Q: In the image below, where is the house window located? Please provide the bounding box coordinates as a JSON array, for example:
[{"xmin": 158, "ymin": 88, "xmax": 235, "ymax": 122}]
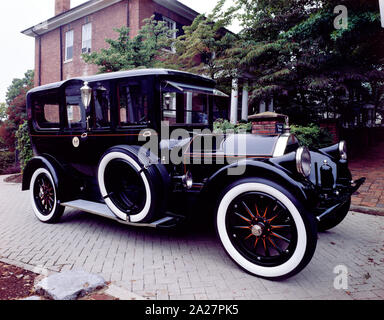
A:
[
  {"xmin": 82, "ymin": 23, "xmax": 92, "ymax": 54},
  {"xmin": 65, "ymin": 30, "xmax": 74, "ymax": 61},
  {"xmin": 162, "ymin": 17, "xmax": 177, "ymax": 53}
]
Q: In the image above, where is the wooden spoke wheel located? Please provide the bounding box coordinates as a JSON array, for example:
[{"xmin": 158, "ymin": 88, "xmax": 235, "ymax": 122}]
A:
[
  {"xmin": 216, "ymin": 178, "xmax": 317, "ymax": 280},
  {"xmin": 30, "ymin": 168, "xmax": 64, "ymax": 223}
]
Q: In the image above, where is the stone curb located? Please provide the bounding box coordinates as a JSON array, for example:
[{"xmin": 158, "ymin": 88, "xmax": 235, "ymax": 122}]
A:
[
  {"xmin": 350, "ymin": 205, "xmax": 384, "ymax": 216},
  {"xmin": 34, "ymin": 270, "xmax": 107, "ymax": 300},
  {"xmin": 0, "ymin": 258, "xmax": 144, "ymax": 301}
]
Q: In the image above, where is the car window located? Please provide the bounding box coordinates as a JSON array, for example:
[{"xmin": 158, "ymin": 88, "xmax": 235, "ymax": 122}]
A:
[
  {"xmin": 161, "ymin": 82, "xmax": 210, "ymax": 125},
  {"xmin": 118, "ymin": 83, "xmax": 148, "ymax": 126},
  {"xmin": 162, "ymin": 92, "xmax": 177, "ymax": 124},
  {"xmin": 32, "ymin": 90, "xmax": 60, "ymax": 130},
  {"xmin": 65, "ymin": 86, "xmax": 86, "ymax": 130},
  {"xmin": 93, "ymin": 82, "xmax": 111, "ymax": 129},
  {"xmin": 66, "ymin": 104, "xmax": 84, "ymax": 129}
]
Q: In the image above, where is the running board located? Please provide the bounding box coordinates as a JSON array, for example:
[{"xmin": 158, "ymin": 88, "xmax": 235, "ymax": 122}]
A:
[{"xmin": 61, "ymin": 200, "xmax": 178, "ymax": 228}]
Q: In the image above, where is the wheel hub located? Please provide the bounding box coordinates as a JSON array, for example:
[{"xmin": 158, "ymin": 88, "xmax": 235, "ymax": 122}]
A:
[
  {"xmin": 228, "ymin": 192, "xmax": 297, "ymax": 263},
  {"xmin": 251, "ymin": 223, "xmax": 264, "ymax": 237}
]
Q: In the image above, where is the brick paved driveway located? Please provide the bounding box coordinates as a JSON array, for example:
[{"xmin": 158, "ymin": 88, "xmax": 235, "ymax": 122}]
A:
[
  {"xmin": 350, "ymin": 139, "xmax": 384, "ymax": 211},
  {"xmin": 0, "ymin": 176, "xmax": 383, "ymax": 300}
]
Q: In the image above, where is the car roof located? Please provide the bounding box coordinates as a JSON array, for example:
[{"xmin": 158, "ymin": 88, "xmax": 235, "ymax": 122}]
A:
[{"xmin": 28, "ymin": 69, "xmax": 215, "ymax": 95}]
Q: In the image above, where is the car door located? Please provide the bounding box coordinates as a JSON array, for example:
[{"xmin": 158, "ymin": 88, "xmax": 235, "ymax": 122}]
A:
[{"xmin": 62, "ymin": 82, "xmax": 94, "ymax": 174}]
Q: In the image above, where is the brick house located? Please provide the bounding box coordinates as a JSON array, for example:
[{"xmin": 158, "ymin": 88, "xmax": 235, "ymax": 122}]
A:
[{"xmin": 21, "ymin": 0, "xmax": 199, "ymax": 87}]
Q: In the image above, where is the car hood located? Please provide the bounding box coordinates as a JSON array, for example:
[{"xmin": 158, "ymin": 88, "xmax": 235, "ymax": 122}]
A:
[{"xmin": 160, "ymin": 133, "xmax": 300, "ymax": 158}]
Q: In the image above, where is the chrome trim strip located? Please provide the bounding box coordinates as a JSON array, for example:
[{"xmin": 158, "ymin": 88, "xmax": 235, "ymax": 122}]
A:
[
  {"xmin": 296, "ymin": 147, "xmax": 304, "ymax": 176},
  {"xmin": 339, "ymin": 140, "xmax": 347, "ymax": 160},
  {"xmin": 272, "ymin": 133, "xmax": 291, "ymax": 157}
]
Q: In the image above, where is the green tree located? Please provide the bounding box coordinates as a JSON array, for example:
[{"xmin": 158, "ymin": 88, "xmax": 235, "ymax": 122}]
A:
[
  {"xmin": 220, "ymin": 0, "xmax": 384, "ymax": 125},
  {"xmin": 82, "ymin": 16, "xmax": 172, "ymax": 73},
  {"xmin": 0, "ymin": 102, "xmax": 7, "ymax": 122},
  {"xmin": 160, "ymin": 0, "xmax": 237, "ymax": 82},
  {"xmin": 0, "ymin": 70, "xmax": 34, "ymax": 151},
  {"xmin": 5, "ymin": 70, "xmax": 34, "ymax": 105},
  {"xmin": 15, "ymin": 122, "xmax": 33, "ymax": 172}
]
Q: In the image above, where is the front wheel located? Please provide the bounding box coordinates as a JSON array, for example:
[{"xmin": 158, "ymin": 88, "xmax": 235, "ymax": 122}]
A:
[
  {"xmin": 30, "ymin": 168, "xmax": 64, "ymax": 223},
  {"xmin": 215, "ymin": 178, "xmax": 317, "ymax": 280}
]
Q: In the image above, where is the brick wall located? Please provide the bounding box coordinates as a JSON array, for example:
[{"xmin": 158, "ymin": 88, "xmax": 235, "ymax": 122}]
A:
[
  {"xmin": 129, "ymin": 0, "xmax": 193, "ymax": 36},
  {"xmin": 62, "ymin": 0, "xmax": 129, "ymax": 81},
  {"xmin": 36, "ymin": 1, "xmax": 130, "ymax": 85},
  {"xmin": 35, "ymin": 0, "xmax": 194, "ymax": 87},
  {"xmin": 39, "ymin": 28, "xmax": 62, "ymax": 85},
  {"xmin": 320, "ymin": 121, "xmax": 339, "ymax": 143},
  {"xmin": 252, "ymin": 121, "xmax": 282, "ymax": 135}
]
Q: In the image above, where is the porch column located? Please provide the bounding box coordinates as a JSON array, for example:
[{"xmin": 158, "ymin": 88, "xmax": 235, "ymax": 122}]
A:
[
  {"xmin": 230, "ymin": 78, "xmax": 239, "ymax": 124},
  {"xmin": 268, "ymin": 97, "xmax": 274, "ymax": 112},
  {"xmin": 241, "ymin": 81, "xmax": 249, "ymax": 121},
  {"xmin": 379, "ymin": 0, "xmax": 384, "ymax": 27},
  {"xmin": 259, "ymin": 100, "xmax": 266, "ymax": 113}
]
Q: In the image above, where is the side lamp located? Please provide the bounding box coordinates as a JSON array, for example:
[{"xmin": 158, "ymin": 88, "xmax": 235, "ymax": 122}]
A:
[{"xmin": 81, "ymin": 81, "xmax": 92, "ymax": 109}]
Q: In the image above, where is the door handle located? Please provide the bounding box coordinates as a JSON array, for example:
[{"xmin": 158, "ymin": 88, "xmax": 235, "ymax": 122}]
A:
[{"xmin": 86, "ymin": 116, "xmax": 91, "ymax": 131}]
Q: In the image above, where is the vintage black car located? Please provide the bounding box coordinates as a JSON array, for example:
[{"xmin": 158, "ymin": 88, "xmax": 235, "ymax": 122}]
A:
[{"xmin": 22, "ymin": 69, "xmax": 364, "ymax": 280}]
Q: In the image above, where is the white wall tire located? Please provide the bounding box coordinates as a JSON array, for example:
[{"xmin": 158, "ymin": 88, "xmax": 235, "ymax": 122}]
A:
[
  {"xmin": 216, "ymin": 179, "xmax": 317, "ymax": 280},
  {"xmin": 98, "ymin": 151, "xmax": 153, "ymax": 223},
  {"xmin": 30, "ymin": 168, "xmax": 64, "ymax": 223}
]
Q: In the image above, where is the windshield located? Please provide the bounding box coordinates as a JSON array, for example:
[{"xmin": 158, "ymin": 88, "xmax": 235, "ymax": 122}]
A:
[{"xmin": 161, "ymin": 81, "xmax": 226, "ymax": 125}]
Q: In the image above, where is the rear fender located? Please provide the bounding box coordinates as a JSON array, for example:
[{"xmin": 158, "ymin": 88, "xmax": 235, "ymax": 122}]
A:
[{"xmin": 22, "ymin": 155, "xmax": 76, "ymax": 202}]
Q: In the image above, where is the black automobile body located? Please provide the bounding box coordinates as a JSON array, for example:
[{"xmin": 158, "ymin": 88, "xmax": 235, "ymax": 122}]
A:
[{"xmin": 23, "ymin": 69, "xmax": 364, "ymax": 279}]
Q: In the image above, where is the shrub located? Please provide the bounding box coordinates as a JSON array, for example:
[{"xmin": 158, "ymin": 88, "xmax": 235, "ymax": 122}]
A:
[
  {"xmin": 15, "ymin": 121, "xmax": 33, "ymax": 172},
  {"xmin": 214, "ymin": 119, "xmax": 252, "ymax": 133},
  {"xmin": 290, "ymin": 123, "xmax": 334, "ymax": 149},
  {"xmin": 0, "ymin": 151, "xmax": 16, "ymax": 175}
]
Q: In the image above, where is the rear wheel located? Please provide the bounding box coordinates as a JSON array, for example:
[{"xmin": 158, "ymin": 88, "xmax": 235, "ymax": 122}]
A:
[
  {"xmin": 216, "ymin": 178, "xmax": 317, "ymax": 280},
  {"xmin": 30, "ymin": 168, "xmax": 64, "ymax": 223}
]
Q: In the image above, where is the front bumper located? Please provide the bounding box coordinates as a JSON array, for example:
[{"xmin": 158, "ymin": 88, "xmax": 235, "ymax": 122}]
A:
[
  {"xmin": 349, "ymin": 177, "xmax": 366, "ymax": 194},
  {"xmin": 316, "ymin": 177, "xmax": 366, "ymax": 222}
]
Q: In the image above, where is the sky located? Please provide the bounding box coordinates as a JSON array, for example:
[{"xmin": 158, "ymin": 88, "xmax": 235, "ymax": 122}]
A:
[{"xmin": 0, "ymin": 0, "xmax": 239, "ymax": 103}]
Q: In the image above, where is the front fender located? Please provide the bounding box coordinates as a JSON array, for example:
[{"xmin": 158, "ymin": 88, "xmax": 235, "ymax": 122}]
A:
[{"xmin": 201, "ymin": 159, "xmax": 315, "ymax": 211}]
